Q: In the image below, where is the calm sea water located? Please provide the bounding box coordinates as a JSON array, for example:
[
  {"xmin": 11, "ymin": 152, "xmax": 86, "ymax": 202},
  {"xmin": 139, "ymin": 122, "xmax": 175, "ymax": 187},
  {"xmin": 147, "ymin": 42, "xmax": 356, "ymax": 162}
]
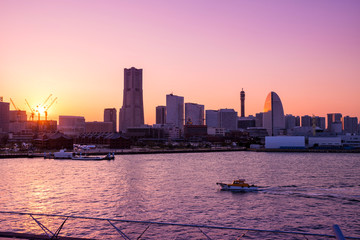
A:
[{"xmin": 0, "ymin": 151, "xmax": 359, "ymax": 239}]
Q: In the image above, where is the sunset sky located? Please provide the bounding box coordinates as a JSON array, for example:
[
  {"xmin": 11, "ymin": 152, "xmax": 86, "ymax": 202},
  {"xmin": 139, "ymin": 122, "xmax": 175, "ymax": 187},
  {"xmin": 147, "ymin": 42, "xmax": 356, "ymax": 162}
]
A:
[{"xmin": 1, "ymin": 0, "xmax": 360, "ymax": 124}]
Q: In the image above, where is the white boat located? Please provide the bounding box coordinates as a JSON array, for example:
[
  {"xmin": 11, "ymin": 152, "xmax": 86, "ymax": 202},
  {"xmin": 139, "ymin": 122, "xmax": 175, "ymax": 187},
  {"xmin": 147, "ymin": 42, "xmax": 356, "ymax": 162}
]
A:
[
  {"xmin": 216, "ymin": 179, "xmax": 258, "ymax": 192},
  {"xmin": 53, "ymin": 149, "xmax": 74, "ymax": 159},
  {"xmin": 71, "ymin": 152, "xmax": 115, "ymax": 161}
]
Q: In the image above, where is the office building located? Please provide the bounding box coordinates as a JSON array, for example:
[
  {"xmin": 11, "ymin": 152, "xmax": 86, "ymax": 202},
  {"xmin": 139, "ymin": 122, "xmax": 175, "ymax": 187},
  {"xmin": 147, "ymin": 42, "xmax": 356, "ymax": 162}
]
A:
[
  {"xmin": 237, "ymin": 118, "xmax": 256, "ymax": 129},
  {"xmin": 219, "ymin": 109, "xmax": 238, "ymax": 131},
  {"xmin": 285, "ymin": 114, "xmax": 297, "ymax": 130},
  {"xmin": 58, "ymin": 116, "xmax": 85, "ymax": 137},
  {"xmin": 104, "ymin": 108, "xmax": 117, "ymax": 132},
  {"xmin": 301, "ymin": 115, "xmax": 312, "ymax": 127},
  {"xmin": 327, "ymin": 113, "xmax": 342, "ymax": 132},
  {"xmin": 240, "ymin": 89, "xmax": 245, "ymax": 118},
  {"xmin": 263, "ymin": 91, "xmax": 285, "ymax": 136},
  {"xmin": 206, "ymin": 110, "xmax": 219, "ymax": 128},
  {"xmin": 166, "ymin": 94, "xmax": 184, "ymax": 129},
  {"xmin": 314, "ymin": 116, "xmax": 326, "ymax": 130},
  {"xmin": 343, "ymin": 116, "xmax": 358, "ymax": 134},
  {"xmin": 119, "ymin": 67, "xmax": 144, "ymax": 132},
  {"xmin": 85, "ymin": 121, "xmax": 113, "ymax": 133},
  {"xmin": 0, "ymin": 100, "xmax": 10, "ymax": 133},
  {"xmin": 185, "ymin": 103, "xmax": 204, "ymax": 125},
  {"xmin": 156, "ymin": 106, "xmax": 166, "ymax": 124},
  {"xmin": 10, "ymin": 110, "xmax": 27, "ymax": 122},
  {"xmin": 255, "ymin": 112, "xmax": 263, "ymax": 127}
]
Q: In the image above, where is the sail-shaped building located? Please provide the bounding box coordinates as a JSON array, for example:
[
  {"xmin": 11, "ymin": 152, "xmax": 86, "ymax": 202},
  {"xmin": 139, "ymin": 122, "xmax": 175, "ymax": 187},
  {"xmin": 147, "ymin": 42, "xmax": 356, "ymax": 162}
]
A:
[{"xmin": 263, "ymin": 91, "xmax": 285, "ymax": 136}]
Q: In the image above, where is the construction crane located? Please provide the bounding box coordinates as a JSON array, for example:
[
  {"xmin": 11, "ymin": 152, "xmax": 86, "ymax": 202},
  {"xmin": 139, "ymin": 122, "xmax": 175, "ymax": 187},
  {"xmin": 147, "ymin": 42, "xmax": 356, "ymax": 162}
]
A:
[
  {"xmin": 44, "ymin": 97, "xmax": 57, "ymax": 121},
  {"xmin": 25, "ymin": 99, "xmax": 35, "ymax": 121},
  {"xmin": 10, "ymin": 98, "xmax": 23, "ymax": 122}
]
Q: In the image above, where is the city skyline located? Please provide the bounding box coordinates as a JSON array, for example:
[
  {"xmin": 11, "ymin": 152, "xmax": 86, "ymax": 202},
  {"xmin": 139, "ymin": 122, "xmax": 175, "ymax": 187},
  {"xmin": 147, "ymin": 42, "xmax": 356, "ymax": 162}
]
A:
[{"xmin": 1, "ymin": 1, "xmax": 360, "ymax": 124}]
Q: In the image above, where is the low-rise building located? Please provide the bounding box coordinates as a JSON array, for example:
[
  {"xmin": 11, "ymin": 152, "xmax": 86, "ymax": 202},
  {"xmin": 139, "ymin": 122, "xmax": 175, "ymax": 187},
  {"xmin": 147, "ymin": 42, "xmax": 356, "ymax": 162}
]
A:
[
  {"xmin": 308, "ymin": 137, "xmax": 342, "ymax": 148},
  {"xmin": 265, "ymin": 136, "xmax": 305, "ymax": 149}
]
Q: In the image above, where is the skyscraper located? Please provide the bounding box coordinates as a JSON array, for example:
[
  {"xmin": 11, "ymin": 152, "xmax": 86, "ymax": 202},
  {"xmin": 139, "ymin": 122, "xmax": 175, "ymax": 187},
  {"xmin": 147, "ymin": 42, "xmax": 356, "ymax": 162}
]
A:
[
  {"xmin": 119, "ymin": 67, "xmax": 144, "ymax": 132},
  {"xmin": 240, "ymin": 89, "xmax": 245, "ymax": 118},
  {"xmin": 263, "ymin": 91, "xmax": 285, "ymax": 136},
  {"xmin": 156, "ymin": 106, "xmax": 166, "ymax": 124},
  {"xmin": 166, "ymin": 94, "xmax": 184, "ymax": 129},
  {"xmin": 104, "ymin": 108, "xmax": 117, "ymax": 132},
  {"xmin": 185, "ymin": 103, "xmax": 204, "ymax": 125}
]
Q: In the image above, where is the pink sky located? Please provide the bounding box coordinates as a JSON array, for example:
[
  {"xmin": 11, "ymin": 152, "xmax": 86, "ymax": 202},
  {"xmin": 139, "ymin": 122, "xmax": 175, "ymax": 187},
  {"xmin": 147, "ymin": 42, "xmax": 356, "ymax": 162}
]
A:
[{"xmin": 1, "ymin": 0, "xmax": 360, "ymax": 124}]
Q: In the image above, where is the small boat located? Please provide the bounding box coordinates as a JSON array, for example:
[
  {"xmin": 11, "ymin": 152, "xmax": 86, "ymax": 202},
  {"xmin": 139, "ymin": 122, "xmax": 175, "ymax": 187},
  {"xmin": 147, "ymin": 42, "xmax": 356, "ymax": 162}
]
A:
[
  {"xmin": 71, "ymin": 152, "xmax": 115, "ymax": 161},
  {"xmin": 53, "ymin": 149, "xmax": 74, "ymax": 159},
  {"xmin": 216, "ymin": 179, "xmax": 258, "ymax": 192}
]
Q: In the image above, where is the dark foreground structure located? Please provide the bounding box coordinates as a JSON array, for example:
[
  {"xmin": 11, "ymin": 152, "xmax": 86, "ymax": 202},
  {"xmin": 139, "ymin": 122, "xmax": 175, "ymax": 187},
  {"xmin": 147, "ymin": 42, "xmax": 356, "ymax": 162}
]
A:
[{"xmin": 0, "ymin": 211, "xmax": 358, "ymax": 240}]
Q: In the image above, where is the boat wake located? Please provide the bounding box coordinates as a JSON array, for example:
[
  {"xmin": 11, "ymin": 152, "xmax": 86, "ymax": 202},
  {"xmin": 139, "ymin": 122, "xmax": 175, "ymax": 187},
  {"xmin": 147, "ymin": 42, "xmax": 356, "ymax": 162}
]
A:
[{"xmin": 260, "ymin": 186, "xmax": 360, "ymax": 203}]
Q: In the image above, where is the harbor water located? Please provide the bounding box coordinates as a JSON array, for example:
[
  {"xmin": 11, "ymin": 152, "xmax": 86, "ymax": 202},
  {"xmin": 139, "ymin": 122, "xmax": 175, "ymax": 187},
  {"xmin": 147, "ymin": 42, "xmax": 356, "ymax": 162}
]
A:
[{"xmin": 0, "ymin": 151, "xmax": 359, "ymax": 239}]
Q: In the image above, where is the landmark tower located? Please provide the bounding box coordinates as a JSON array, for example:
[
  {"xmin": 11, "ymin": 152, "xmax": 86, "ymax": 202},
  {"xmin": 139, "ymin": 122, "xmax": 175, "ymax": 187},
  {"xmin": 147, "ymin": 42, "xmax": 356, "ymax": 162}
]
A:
[
  {"xmin": 240, "ymin": 89, "xmax": 245, "ymax": 118},
  {"xmin": 119, "ymin": 67, "xmax": 144, "ymax": 132}
]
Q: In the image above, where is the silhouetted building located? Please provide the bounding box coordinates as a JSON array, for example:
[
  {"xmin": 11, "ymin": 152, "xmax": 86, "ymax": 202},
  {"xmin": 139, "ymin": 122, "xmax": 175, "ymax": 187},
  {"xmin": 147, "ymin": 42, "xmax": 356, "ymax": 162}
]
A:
[
  {"xmin": 237, "ymin": 118, "xmax": 256, "ymax": 129},
  {"xmin": 314, "ymin": 116, "xmax": 326, "ymax": 130},
  {"xmin": 185, "ymin": 103, "xmax": 204, "ymax": 125},
  {"xmin": 301, "ymin": 115, "xmax": 312, "ymax": 127},
  {"xmin": 0, "ymin": 100, "xmax": 10, "ymax": 133},
  {"xmin": 240, "ymin": 89, "xmax": 245, "ymax": 118},
  {"xmin": 10, "ymin": 110, "xmax": 27, "ymax": 122},
  {"xmin": 166, "ymin": 94, "xmax": 184, "ymax": 129},
  {"xmin": 104, "ymin": 108, "xmax": 117, "ymax": 132},
  {"xmin": 58, "ymin": 116, "xmax": 85, "ymax": 137},
  {"xmin": 263, "ymin": 91, "xmax": 285, "ymax": 136},
  {"xmin": 255, "ymin": 112, "xmax": 263, "ymax": 127},
  {"xmin": 285, "ymin": 114, "xmax": 297, "ymax": 130},
  {"xmin": 206, "ymin": 110, "xmax": 219, "ymax": 128},
  {"xmin": 219, "ymin": 109, "xmax": 237, "ymax": 131},
  {"xmin": 343, "ymin": 116, "xmax": 358, "ymax": 134},
  {"xmin": 184, "ymin": 125, "xmax": 207, "ymax": 139},
  {"xmin": 327, "ymin": 113, "xmax": 342, "ymax": 132},
  {"xmin": 33, "ymin": 132, "xmax": 73, "ymax": 150},
  {"xmin": 119, "ymin": 67, "xmax": 144, "ymax": 132},
  {"xmin": 107, "ymin": 133, "xmax": 131, "ymax": 149},
  {"xmin": 156, "ymin": 106, "xmax": 166, "ymax": 124},
  {"xmin": 85, "ymin": 121, "xmax": 113, "ymax": 133}
]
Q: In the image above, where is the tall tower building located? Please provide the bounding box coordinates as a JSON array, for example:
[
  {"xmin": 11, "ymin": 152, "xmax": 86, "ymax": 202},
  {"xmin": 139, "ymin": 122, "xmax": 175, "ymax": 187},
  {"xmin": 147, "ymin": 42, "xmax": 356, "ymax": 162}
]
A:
[
  {"xmin": 240, "ymin": 89, "xmax": 245, "ymax": 118},
  {"xmin": 156, "ymin": 106, "xmax": 166, "ymax": 124},
  {"xmin": 263, "ymin": 91, "xmax": 285, "ymax": 136},
  {"xmin": 119, "ymin": 67, "xmax": 144, "ymax": 132},
  {"xmin": 104, "ymin": 108, "xmax": 117, "ymax": 132},
  {"xmin": 185, "ymin": 103, "xmax": 204, "ymax": 125},
  {"xmin": 166, "ymin": 94, "xmax": 184, "ymax": 129}
]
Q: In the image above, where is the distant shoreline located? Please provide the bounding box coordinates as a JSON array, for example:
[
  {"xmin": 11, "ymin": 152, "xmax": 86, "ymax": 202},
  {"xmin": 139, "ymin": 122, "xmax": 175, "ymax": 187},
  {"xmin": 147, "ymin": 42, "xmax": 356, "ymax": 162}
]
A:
[{"xmin": 1, "ymin": 147, "xmax": 360, "ymax": 159}]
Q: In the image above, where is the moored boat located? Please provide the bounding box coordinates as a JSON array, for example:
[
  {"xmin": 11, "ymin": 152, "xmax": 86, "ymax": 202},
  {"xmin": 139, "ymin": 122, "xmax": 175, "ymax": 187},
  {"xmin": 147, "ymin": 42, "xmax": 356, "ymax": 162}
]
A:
[
  {"xmin": 53, "ymin": 149, "xmax": 74, "ymax": 159},
  {"xmin": 71, "ymin": 152, "xmax": 115, "ymax": 161},
  {"xmin": 216, "ymin": 179, "xmax": 258, "ymax": 192}
]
